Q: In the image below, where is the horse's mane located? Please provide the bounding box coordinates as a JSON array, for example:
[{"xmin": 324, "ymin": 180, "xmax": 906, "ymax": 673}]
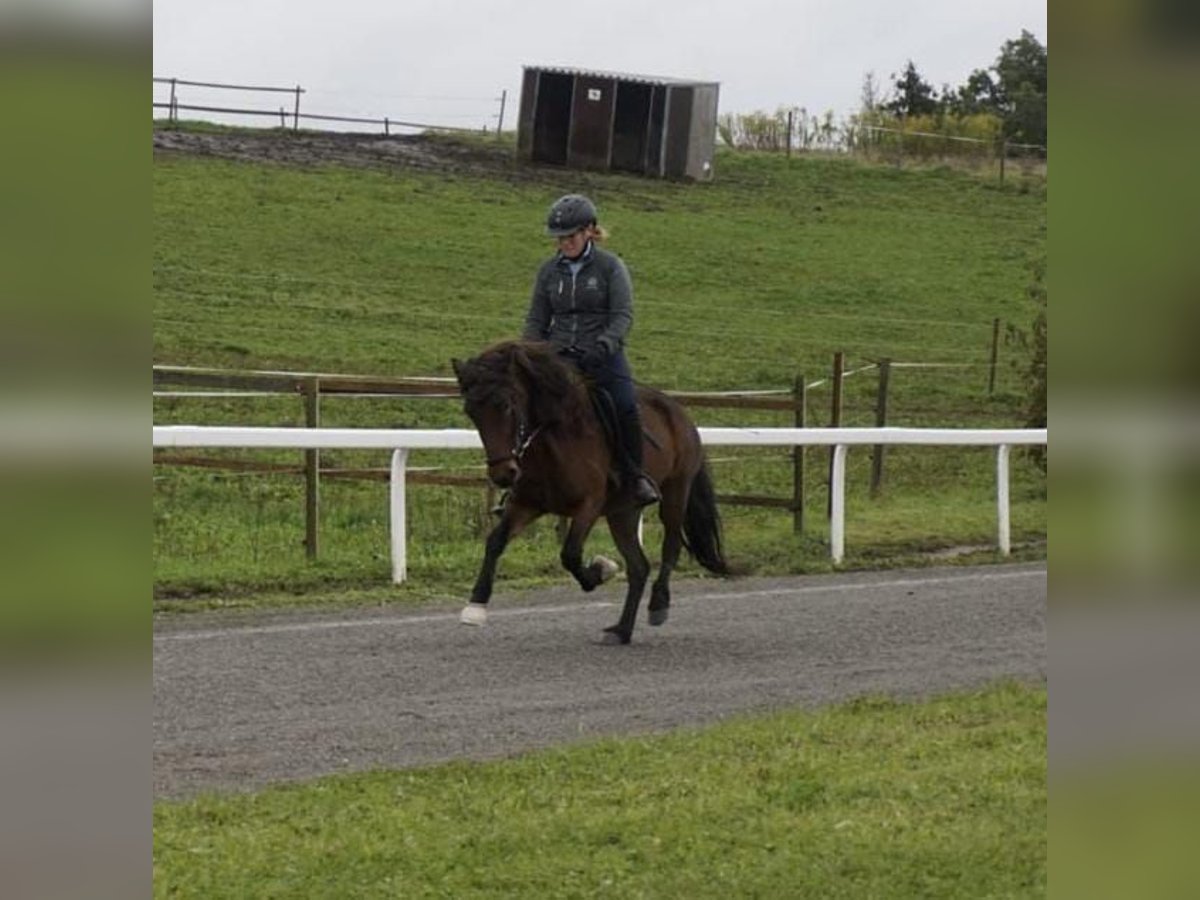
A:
[{"xmin": 457, "ymin": 340, "xmax": 591, "ymax": 433}]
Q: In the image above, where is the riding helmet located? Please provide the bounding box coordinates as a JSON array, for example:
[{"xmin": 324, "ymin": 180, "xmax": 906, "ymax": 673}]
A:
[{"xmin": 545, "ymin": 194, "xmax": 598, "ymax": 236}]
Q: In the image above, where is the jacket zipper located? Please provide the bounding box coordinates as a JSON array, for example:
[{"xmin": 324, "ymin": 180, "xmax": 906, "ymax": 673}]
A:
[{"xmin": 568, "ymin": 270, "xmax": 578, "ymax": 344}]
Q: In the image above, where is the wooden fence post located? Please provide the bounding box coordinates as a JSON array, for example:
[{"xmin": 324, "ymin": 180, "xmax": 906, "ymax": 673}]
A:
[
  {"xmin": 169, "ymin": 78, "xmax": 178, "ymax": 124},
  {"xmin": 496, "ymin": 90, "xmax": 507, "ymax": 137},
  {"xmin": 792, "ymin": 373, "xmax": 806, "ymax": 534},
  {"xmin": 827, "ymin": 351, "xmax": 844, "ymax": 519},
  {"xmin": 786, "ymin": 109, "xmax": 793, "ymax": 158},
  {"xmin": 999, "ymin": 139, "xmax": 1007, "ymax": 184},
  {"xmin": 293, "ymin": 85, "xmax": 302, "ymax": 131},
  {"xmin": 279, "ymin": 106, "xmax": 287, "ymax": 128},
  {"xmin": 988, "ymin": 317, "xmax": 1001, "ymax": 396},
  {"xmin": 870, "ymin": 359, "xmax": 891, "ymax": 498},
  {"xmin": 303, "ymin": 377, "xmax": 320, "ymax": 559}
]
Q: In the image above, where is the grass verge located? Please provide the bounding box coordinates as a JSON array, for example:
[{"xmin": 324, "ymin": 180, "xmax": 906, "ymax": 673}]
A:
[{"xmin": 154, "ymin": 681, "xmax": 1045, "ymax": 898}]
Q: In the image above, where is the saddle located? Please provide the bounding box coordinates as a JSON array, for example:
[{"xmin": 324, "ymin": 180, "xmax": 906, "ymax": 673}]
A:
[
  {"xmin": 587, "ymin": 385, "xmax": 662, "ymax": 470},
  {"xmin": 588, "ymin": 387, "xmax": 625, "ymax": 472}
]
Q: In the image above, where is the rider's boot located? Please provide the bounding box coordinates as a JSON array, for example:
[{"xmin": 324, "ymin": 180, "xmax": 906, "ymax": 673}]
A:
[{"xmin": 618, "ymin": 407, "xmax": 660, "ymax": 507}]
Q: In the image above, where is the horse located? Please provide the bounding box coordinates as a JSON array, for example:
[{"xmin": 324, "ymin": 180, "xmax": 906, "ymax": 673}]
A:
[{"xmin": 451, "ymin": 340, "xmax": 729, "ymax": 644}]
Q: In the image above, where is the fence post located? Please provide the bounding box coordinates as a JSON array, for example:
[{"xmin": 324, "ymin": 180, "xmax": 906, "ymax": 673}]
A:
[
  {"xmin": 999, "ymin": 138, "xmax": 1007, "ymax": 184},
  {"xmin": 279, "ymin": 106, "xmax": 287, "ymax": 129},
  {"xmin": 496, "ymin": 89, "xmax": 507, "ymax": 137},
  {"xmin": 390, "ymin": 449, "xmax": 409, "ymax": 583},
  {"xmin": 870, "ymin": 359, "xmax": 891, "ymax": 497},
  {"xmin": 293, "ymin": 85, "xmax": 302, "ymax": 131},
  {"xmin": 827, "ymin": 351, "xmax": 844, "ymax": 519},
  {"xmin": 303, "ymin": 377, "xmax": 320, "ymax": 559},
  {"xmin": 996, "ymin": 444, "xmax": 1011, "ymax": 555},
  {"xmin": 830, "ymin": 444, "xmax": 848, "ymax": 563},
  {"xmin": 384, "ymin": 117, "xmax": 390, "ymax": 136},
  {"xmin": 792, "ymin": 373, "xmax": 806, "ymax": 534},
  {"xmin": 786, "ymin": 109, "xmax": 793, "ymax": 158},
  {"xmin": 988, "ymin": 317, "xmax": 1001, "ymax": 396},
  {"xmin": 169, "ymin": 78, "xmax": 178, "ymax": 124}
]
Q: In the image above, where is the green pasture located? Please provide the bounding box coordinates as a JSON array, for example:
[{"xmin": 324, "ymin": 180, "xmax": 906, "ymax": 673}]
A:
[
  {"xmin": 154, "ymin": 681, "xmax": 1046, "ymax": 899},
  {"xmin": 153, "ymin": 134, "xmax": 1046, "ymax": 602}
]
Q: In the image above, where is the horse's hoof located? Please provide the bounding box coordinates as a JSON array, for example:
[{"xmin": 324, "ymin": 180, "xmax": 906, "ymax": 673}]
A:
[
  {"xmin": 591, "ymin": 555, "xmax": 620, "ymax": 583},
  {"xmin": 460, "ymin": 603, "xmax": 489, "ymax": 626},
  {"xmin": 648, "ymin": 608, "xmax": 669, "ymax": 627},
  {"xmin": 600, "ymin": 626, "xmax": 631, "ymax": 645}
]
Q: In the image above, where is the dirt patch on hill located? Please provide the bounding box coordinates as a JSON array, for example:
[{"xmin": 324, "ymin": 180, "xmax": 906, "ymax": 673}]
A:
[{"xmin": 153, "ymin": 127, "xmax": 543, "ymax": 181}]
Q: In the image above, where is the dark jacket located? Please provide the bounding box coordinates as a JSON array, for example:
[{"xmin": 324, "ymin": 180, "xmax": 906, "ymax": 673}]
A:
[{"xmin": 521, "ymin": 243, "xmax": 633, "ymax": 355}]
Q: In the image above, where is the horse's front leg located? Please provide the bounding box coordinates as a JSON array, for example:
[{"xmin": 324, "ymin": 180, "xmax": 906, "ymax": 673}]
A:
[
  {"xmin": 559, "ymin": 504, "xmax": 617, "ymax": 593},
  {"xmin": 461, "ymin": 504, "xmax": 538, "ymax": 626}
]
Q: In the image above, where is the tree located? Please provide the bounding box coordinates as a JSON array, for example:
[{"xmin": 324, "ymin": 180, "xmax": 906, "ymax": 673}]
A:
[
  {"xmin": 947, "ymin": 68, "xmax": 998, "ymax": 116},
  {"xmin": 859, "ymin": 70, "xmax": 881, "ymax": 115},
  {"xmin": 883, "ymin": 61, "xmax": 939, "ymax": 117},
  {"xmin": 991, "ymin": 30, "xmax": 1047, "ymax": 145}
]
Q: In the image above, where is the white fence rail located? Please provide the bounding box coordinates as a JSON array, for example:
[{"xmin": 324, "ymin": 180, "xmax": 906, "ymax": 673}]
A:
[{"xmin": 152, "ymin": 426, "xmax": 1047, "ymax": 581}]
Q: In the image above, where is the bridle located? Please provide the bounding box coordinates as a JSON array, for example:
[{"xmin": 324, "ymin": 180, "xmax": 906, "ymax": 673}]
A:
[{"xmin": 484, "ymin": 406, "xmax": 542, "ymax": 468}]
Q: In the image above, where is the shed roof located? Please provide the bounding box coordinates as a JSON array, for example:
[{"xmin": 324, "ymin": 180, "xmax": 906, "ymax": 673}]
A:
[{"xmin": 523, "ymin": 64, "xmax": 718, "ymax": 89}]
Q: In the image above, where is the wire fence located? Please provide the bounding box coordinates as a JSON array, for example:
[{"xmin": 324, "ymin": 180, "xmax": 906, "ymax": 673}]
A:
[
  {"xmin": 152, "ymin": 76, "xmax": 509, "ymax": 136},
  {"xmin": 717, "ymin": 107, "xmax": 1046, "ymax": 184}
]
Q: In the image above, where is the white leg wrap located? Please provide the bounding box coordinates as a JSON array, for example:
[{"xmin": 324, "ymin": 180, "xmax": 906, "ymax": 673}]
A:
[
  {"xmin": 460, "ymin": 603, "xmax": 489, "ymax": 626},
  {"xmin": 591, "ymin": 555, "xmax": 620, "ymax": 583}
]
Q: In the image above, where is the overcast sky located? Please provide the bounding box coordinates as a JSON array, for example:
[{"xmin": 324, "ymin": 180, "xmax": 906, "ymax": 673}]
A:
[{"xmin": 153, "ymin": 0, "xmax": 1045, "ymax": 132}]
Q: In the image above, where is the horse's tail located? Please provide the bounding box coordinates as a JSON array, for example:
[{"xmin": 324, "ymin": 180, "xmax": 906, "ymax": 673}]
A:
[{"xmin": 682, "ymin": 462, "xmax": 730, "ymax": 576}]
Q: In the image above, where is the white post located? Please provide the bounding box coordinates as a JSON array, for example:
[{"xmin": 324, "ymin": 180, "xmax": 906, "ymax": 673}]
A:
[
  {"xmin": 390, "ymin": 449, "xmax": 409, "ymax": 583},
  {"xmin": 996, "ymin": 444, "xmax": 1011, "ymax": 556},
  {"xmin": 830, "ymin": 444, "xmax": 847, "ymax": 563}
]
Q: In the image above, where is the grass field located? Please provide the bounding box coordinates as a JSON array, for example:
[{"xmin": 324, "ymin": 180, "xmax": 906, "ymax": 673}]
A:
[
  {"xmin": 153, "ymin": 132, "xmax": 1046, "ymax": 603},
  {"xmin": 153, "ymin": 681, "xmax": 1045, "ymax": 898}
]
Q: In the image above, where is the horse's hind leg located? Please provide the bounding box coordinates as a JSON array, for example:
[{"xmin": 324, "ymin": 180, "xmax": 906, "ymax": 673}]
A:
[
  {"xmin": 648, "ymin": 480, "xmax": 689, "ymax": 627},
  {"xmin": 602, "ymin": 508, "xmax": 652, "ymax": 645}
]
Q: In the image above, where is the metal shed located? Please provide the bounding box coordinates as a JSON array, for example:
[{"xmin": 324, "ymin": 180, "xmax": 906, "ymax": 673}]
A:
[{"xmin": 516, "ymin": 66, "xmax": 720, "ymax": 180}]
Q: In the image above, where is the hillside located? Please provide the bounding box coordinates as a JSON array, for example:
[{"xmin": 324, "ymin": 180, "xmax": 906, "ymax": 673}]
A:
[{"xmin": 153, "ymin": 127, "xmax": 1046, "ymax": 602}]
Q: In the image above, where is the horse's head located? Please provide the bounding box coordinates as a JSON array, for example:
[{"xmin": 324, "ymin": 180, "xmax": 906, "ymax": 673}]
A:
[{"xmin": 452, "ymin": 350, "xmax": 532, "ymax": 489}]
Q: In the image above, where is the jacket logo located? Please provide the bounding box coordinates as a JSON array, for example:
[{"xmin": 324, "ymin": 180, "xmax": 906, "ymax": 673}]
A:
[{"xmin": 586, "ymin": 277, "xmax": 599, "ymax": 289}]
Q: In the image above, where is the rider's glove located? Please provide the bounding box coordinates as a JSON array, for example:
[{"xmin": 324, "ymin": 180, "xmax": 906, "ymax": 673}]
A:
[{"xmin": 580, "ymin": 342, "xmax": 611, "ymax": 369}]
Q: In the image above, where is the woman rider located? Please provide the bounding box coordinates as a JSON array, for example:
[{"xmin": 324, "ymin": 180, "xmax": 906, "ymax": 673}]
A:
[{"xmin": 522, "ymin": 193, "xmax": 660, "ymax": 507}]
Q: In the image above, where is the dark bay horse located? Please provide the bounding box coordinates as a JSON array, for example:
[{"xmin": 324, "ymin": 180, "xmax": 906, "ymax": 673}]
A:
[{"xmin": 451, "ymin": 340, "xmax": 729, "ymax": 644}]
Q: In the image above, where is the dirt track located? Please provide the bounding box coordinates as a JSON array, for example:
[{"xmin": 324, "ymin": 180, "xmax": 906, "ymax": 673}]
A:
[
  {"xmin": 154, "ymin": 563, "xmax": 1046, "ymax": 798},
  {"xmin": 154, "ymin": 128, "xmax": 536, "ymax": 180}
]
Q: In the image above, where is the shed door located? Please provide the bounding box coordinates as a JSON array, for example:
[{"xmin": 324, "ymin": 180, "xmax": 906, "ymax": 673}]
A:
[
  {"xmin": 567, "ymin": 75, "xmax": 616, "ymax": 169},
  {"xmin": 663, "ymin": 86, "xmax": 694, "ymax": 179}
]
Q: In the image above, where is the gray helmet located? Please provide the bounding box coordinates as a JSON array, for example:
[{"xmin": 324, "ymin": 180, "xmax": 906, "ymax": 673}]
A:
[{"xmin": 545, "ymin": 194, "xmax": 597, "ymax": 236}]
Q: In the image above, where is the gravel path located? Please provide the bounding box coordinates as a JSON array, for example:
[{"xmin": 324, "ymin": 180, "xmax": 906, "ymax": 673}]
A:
[{"xmin": 154, "ymin": 562, "xmax": 1046, "ymax": 798}]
